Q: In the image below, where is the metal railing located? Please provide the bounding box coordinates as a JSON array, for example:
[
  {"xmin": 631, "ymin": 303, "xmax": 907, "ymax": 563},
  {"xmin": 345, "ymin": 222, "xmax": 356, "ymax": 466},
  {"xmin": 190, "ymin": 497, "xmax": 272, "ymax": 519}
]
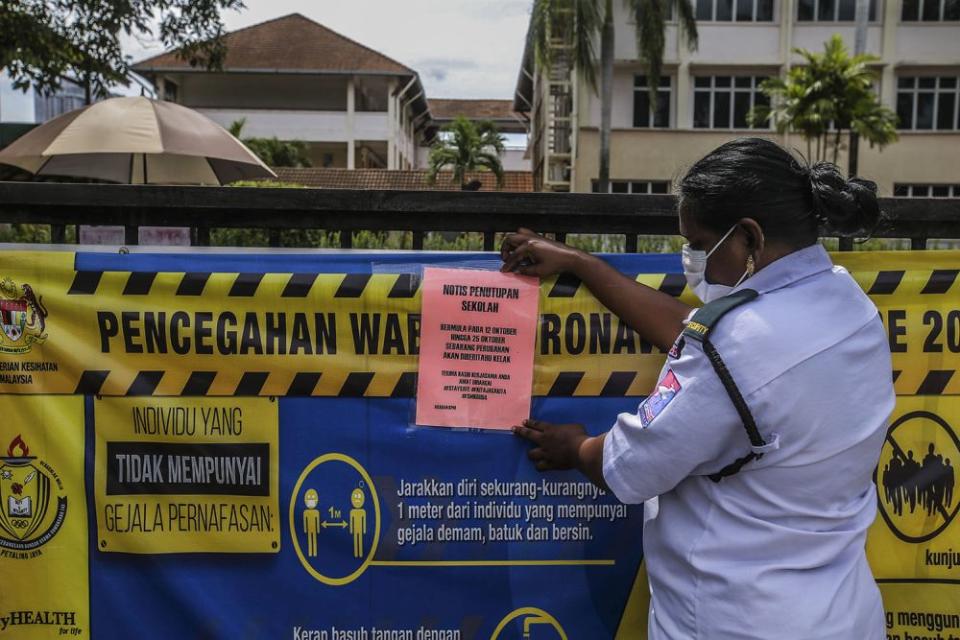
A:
[{"xmin": 0, "ymin": 182, "xmax": 958, "ymax": 251}]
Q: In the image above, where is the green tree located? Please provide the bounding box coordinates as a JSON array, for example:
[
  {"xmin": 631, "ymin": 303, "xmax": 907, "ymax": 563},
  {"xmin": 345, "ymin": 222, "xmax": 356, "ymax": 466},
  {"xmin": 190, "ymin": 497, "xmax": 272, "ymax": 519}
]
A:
[
  {"xmin": 749, "ymin": 34, "xmax": 898, "ymax": 165},
  {"xmin": 1, "ymin": 0, "xmax": 244, "ymax": 104},
  {"xmin": 427, "ymin": 117, "xmax": 505, "ymax": 189},
  {"xmin": 229, "ymin": 119, "xmax": 312, "ymax": 168},
  {"xmin": 530, "ymin": 0, "xmax": 698, "ymax": 191}
]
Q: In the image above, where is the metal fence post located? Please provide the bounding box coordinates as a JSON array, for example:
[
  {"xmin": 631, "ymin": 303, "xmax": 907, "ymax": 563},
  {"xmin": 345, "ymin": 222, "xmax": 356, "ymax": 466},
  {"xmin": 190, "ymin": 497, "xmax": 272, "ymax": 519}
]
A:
[{"xmin": 483, "ymin": 231, "xmax": 496, "ymax": 252}]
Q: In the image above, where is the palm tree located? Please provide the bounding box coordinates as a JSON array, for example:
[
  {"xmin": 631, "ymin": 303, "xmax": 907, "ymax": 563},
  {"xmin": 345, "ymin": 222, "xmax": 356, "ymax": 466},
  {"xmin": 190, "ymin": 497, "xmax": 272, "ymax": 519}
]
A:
[
  {"xmin": 748, "ymin": 35, "xmax": 898, "ymax": 166},
  {"xmin": 530, "ymin": 0, "xmax": 698, "ymax": 192},
  {"xmin": 427, "ymin": 116, "xmax": 506, "ymax": 189},
  {"xmin": 228, "ymin": 119, "xmax": 312, "ymax": 168}
]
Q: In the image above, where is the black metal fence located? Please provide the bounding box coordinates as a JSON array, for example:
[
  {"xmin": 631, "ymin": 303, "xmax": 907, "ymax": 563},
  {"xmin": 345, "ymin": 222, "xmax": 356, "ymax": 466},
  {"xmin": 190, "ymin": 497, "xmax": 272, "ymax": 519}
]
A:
[{"xmin": 1, "ymin": 182, "xmax": 958, "ymax": 251}]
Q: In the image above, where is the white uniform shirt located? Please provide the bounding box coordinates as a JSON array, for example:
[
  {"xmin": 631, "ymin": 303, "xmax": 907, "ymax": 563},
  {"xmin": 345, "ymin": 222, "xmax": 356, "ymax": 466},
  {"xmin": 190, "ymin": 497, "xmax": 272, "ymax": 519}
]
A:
[{"xmin": 603, "ymin": 244, "xmax": 894, "ymax": 640}]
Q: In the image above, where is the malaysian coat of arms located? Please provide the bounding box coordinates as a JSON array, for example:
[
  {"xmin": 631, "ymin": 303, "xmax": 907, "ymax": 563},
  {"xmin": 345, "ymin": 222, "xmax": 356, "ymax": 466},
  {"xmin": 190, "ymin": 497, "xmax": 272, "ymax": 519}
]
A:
[{"xmin": 0, "ymin": 277, "xmax": 47, "ymax": 354}]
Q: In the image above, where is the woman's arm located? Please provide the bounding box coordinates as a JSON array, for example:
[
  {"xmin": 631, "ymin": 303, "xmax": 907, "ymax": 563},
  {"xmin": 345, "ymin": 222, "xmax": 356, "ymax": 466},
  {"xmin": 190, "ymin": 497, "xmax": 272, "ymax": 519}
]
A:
[
  {"xmin": 512, "ymin": 419, "xmax": 608, "ymax": 490},
  {"xmin": 501, "ymin": 229, "xmax": 692, "ymax": 351}
]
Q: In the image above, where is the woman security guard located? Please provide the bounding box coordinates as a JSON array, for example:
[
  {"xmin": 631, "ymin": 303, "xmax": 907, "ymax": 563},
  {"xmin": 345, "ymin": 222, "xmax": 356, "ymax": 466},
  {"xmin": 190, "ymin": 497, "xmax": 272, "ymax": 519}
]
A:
[{"xmin": 502, "ymin": 138, "xmax": 894, "ymax": 639}]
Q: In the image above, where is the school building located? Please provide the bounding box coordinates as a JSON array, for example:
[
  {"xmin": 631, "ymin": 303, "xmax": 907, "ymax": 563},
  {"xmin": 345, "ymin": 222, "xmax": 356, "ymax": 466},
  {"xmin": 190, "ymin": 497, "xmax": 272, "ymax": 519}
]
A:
[{"xmin": 513, "ymin": 0, "xmax": 960, "ymax": 196}]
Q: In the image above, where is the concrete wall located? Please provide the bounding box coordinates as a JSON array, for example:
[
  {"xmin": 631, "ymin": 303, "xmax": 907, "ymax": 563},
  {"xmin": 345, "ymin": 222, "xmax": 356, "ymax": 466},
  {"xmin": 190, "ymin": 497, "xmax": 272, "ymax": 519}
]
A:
[
  {"xmin": 501, "ymin": 148, "xmax": 529, "ymax": 171},
  {"xmin": 895, "ymin": 25, "xmax": 960, "ymax": 64},
  {"xmin": 792, "ymin": 25, "xmax": 884, "ymax": 57},
  {"xmin": 573, "ymin": 128, "xmax": 960, "ymax": 196},
  {"xmin": 859, "ymin": 133, "xmax": 960, "ymax": 193},
  {"xmin": 615, "ymin": 6, "xmax": 680, "ymax": 61},
  {"xmin": 573, "ymin": 128, "xmax": 783, "ymax": 192},
  {"xmin": 693, "ymin": 25, "xmax": 784, "ymax": 65},
  {"xmin": 416, "ymin": 144, "xmax": 431, "ymax": 169},
  {"xmin": 198, "ymin": 108, "xmax": 391, "ymax": 143}
]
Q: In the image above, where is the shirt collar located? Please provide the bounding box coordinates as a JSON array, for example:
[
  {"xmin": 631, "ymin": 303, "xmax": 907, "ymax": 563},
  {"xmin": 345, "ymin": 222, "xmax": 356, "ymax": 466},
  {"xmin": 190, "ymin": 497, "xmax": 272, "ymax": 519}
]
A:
[{"xmin": 735, "ymin": 243, "xmax": 834, "ymax": 295}]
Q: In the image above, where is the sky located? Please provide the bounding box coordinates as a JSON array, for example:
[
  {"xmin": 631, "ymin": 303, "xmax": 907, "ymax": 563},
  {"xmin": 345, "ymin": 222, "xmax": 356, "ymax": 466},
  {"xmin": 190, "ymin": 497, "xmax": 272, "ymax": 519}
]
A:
[{"xmin": 123, "ymin": 0, "xmax": 533, "ymax": 101}]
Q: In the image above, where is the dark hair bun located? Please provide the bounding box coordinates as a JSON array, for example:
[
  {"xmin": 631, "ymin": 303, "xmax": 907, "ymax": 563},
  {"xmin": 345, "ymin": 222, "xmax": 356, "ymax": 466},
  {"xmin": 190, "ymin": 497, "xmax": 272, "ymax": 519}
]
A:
[{"xmin": 808, "ymin": 162, "xmax": 880, "ymax": 236}]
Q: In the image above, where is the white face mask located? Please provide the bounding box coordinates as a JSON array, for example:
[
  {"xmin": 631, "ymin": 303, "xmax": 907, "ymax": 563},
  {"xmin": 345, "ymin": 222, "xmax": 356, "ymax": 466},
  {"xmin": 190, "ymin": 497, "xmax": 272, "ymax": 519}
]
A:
[{"xmin": 682, "ymin": 225, "xmax": 752, "ymax": 304}]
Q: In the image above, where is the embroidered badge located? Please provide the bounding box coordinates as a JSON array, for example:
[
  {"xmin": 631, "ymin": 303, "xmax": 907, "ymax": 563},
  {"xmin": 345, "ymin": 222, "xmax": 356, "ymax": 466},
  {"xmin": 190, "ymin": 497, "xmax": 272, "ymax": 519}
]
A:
[
  {"xmin": 639, "ymin": 370, "xmax": 681, "ymax": 427},
  {"xmin": 668, "ymin": 335, "xmax": 685, "ymax": 359}
]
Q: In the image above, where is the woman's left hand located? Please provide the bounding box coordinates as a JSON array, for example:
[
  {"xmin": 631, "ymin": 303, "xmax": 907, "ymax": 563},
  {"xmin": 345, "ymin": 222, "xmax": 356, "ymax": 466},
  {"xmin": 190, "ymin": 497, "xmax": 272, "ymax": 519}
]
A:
[{"xmin": 513, "ymin": 419, "xmax": 588, "ymax": 472}]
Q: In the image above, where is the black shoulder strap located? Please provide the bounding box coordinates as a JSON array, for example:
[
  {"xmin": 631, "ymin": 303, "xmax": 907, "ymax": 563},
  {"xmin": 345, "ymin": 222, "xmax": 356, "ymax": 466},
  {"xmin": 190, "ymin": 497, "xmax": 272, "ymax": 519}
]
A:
[
  {"xmin": 681, "ymin": 289, "xmax": 767, "ymax": 483},
  {"xmin": 682, "ymin": 289, "xmax": 759, "ymax": 343}
]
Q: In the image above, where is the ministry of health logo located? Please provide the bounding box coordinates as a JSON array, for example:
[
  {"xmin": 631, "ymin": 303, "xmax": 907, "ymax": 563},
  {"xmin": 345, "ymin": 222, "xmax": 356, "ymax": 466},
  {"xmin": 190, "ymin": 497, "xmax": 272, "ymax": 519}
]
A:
[
  {"xmin": 0, "ymin": 435, "xmax": 66, "ymax": 555},
  {"xmin": 0, "ymin": 278, "xmax": 47, "ymax": 355}
]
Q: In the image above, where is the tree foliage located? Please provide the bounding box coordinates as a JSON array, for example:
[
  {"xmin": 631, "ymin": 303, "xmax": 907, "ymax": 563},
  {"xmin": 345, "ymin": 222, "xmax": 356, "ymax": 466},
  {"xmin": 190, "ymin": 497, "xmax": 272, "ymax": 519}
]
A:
[
  {"xmin": 749, "ymin": 34, "xmax": 898, "ymax": 164},
  {"xmin": 229, "ymin": 119, "xmax": 312, "ymax": 168},
  {"xmin": 427, "ymin": 117, "xmax": 505, "ymax": 189},
  {"xmin": 628, "ymin": 0, "xmax": 697, "ymax": 102},
  {"xmin": 529, "ymin": 0, "xmax": 698, "ymax": 191},
  {"xmin": 530, "ymin": 0, "xmax": 697, "ymax": 100},
  {"xmin": 0, "ymin": 0, "xmax": 244, "ymax": 101}
]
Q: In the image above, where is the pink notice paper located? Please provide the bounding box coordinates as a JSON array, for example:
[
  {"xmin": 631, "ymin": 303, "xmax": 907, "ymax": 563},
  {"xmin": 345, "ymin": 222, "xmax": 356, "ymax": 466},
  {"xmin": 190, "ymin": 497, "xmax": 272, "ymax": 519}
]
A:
[{"xmin": 416, "ymin": 267, "xmax": 539, "ymax": 429}]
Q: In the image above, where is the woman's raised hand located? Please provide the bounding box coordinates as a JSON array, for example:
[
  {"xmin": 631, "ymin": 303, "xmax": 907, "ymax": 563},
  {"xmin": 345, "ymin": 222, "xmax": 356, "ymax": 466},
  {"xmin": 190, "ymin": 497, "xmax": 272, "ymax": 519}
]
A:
[{"xmin": 499, "ymin": 228, "xmax": 585, "ymax": 278}]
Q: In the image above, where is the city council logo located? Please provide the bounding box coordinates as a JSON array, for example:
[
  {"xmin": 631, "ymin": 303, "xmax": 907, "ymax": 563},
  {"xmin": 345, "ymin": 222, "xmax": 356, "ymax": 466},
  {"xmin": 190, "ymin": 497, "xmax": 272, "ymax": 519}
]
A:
[
  {"xmin": 0, "ymin": 434, "xmax": 66, "ymax": 556},
  {"xmin": 0, "ymin": 278, "xmax": 47, "ymax": 355}
]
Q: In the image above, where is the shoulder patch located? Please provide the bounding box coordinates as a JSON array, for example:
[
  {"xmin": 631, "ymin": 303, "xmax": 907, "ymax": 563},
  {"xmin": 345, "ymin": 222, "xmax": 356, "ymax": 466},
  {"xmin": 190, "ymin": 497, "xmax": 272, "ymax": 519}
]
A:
[
  {"xmin": 638, "ymin": 370, "xmax": 681, "ymax": 427},
  {"xmin": 668, "ymin": 335, "xmax": 685, "ymax": 359}
]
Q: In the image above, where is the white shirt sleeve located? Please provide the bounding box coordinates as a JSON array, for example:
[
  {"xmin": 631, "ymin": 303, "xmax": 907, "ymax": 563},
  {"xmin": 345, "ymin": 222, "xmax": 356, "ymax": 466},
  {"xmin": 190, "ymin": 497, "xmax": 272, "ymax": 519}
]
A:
[{"xmin": 601, "ymin": 341, "xmax": 747, "ymax": 504}]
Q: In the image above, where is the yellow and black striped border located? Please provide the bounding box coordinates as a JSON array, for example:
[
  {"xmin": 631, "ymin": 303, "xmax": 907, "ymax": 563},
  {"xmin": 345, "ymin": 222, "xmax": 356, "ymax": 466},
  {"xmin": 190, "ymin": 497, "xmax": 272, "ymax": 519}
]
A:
[{"xmin": 56, "ymin": 266, "xmax": 960, "ymax": 398}]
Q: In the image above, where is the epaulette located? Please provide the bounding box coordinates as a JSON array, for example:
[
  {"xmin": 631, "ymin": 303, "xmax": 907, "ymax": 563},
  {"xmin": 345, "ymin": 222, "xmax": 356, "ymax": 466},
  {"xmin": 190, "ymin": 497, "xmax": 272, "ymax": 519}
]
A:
[{"xmin": 683, "ymin": 289, "xmax": 759, "ymax": 343}]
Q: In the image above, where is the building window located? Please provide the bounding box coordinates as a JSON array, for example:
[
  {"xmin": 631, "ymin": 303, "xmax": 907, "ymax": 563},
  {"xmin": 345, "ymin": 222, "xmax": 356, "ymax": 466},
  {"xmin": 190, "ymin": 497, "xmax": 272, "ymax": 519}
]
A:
[
  {"xmin": 592, "ymin": 180, "xmax": 671, "ymax": 194},
  {"xmin": 163, "ymin": 80, "xmax": 179, "ymax": 102},
  {"xmin": 902, "ymin": 0, "xmax": 960, "ymax": 20},
  {"xmin": 896, "ymin": 76, "xmax": 960, "ymax": 130},
  {"xmin": 798, "ymin": 0, "xmax": 878, "ymax": 20},
  {"xmin": 633, "ymin": 76, "xmax": 672, "ymax": 128},
  {"xmin": 693, "ymin": 76, "xmax": 770, "ymax": 129},
  {"xmin": 696, "ymin": 0, "xmax": 775, "ymax": 21},
  {"xmin": 894, "ymin": 184, "xmax": 960, "ymax": 197}
]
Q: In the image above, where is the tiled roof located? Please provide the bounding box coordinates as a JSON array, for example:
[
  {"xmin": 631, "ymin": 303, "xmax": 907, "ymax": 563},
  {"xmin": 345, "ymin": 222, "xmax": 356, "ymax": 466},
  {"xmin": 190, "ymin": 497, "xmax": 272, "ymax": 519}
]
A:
[
  {"xmin": 428, "ymin": 99, "xmax": 519, "ymax": 121},
  {"xmin": 132, "ymin": 14, "xmax": 413, "ymax": 75},
  {"xmin": 272, "ymin": 168, "xmax": 533, "ymax": 192}
]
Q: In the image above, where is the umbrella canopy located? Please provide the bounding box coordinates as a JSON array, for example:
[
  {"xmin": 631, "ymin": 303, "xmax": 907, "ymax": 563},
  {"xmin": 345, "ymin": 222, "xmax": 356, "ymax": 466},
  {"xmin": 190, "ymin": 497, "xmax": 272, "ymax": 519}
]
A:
[{"xmin": 0, "ymin": 96, "xmax": 275, "ymax": 185}]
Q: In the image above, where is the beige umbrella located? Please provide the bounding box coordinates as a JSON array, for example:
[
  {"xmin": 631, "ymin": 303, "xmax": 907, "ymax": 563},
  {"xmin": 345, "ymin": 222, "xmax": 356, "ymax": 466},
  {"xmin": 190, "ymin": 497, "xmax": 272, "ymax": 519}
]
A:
[{"xmin": 0, "ymin": 96, "xmax": 275, "ymax": 184}]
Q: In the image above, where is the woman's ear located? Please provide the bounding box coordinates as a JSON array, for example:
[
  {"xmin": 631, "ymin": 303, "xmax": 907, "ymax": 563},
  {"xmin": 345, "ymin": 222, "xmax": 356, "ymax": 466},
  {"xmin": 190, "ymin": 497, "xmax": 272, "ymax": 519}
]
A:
[{"xmin": 738, "ymin": 218, "xmax": 765, "ymax": 256}]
